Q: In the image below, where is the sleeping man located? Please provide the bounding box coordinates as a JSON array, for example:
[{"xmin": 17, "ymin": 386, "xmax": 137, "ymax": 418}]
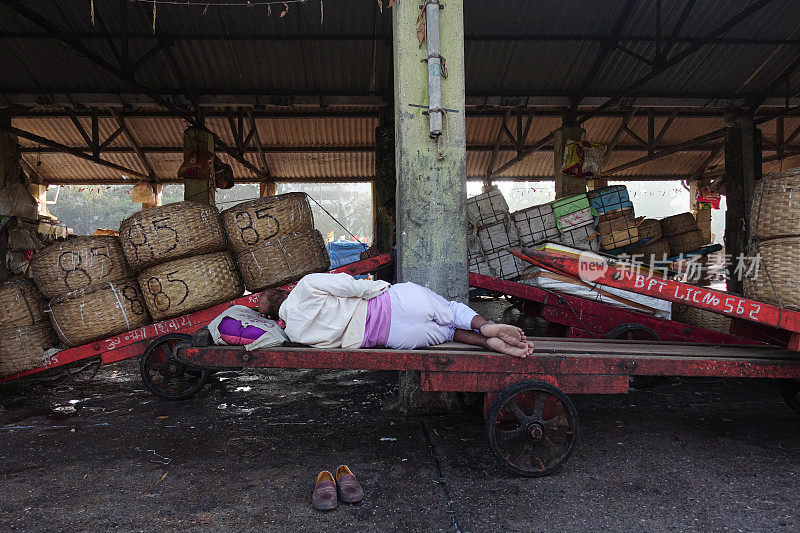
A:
[{"xmin": 258, "ymin": 272, "xmax": 533, "ymax": 357}]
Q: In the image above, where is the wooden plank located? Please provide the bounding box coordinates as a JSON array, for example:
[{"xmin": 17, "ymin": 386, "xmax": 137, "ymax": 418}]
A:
[
  {"xmin": 176, "ymin": 343, "xmax": 800, "ymax": 379},
  {"xmin": 515, "ymin": 249, "xmax": 800, "ymax": 335},
  {"xmin": 469, "ymin": 272, "xmax": 760, "ymax": 346},
  {"xmin": 420, "ymin": 372, "xmax": 629, "ymax": 394}
]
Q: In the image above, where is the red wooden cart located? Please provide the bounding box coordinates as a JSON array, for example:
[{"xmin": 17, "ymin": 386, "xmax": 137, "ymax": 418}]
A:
[
  {"xmin": 134, "ymin": 248, "xmax": 800, "ymax": 477},
  {"xmin": 0, "ymin": 254, "xmax": 394, "ymax": 385}
]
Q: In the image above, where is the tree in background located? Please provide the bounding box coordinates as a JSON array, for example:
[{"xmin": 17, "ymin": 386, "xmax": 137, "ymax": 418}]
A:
[{"xmin": 47, "ymin": 183, "xmax": 373, "ymax": 243}]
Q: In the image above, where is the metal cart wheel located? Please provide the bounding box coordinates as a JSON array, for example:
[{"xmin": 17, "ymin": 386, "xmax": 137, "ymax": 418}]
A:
[
  {"xmin": 140, "ymin": 333, "xmax": 210, "ymax": 401},
  {"xmin": 485, "ymin": 380, "xmax": 579, "ymax": 477},
  {"xmin": 781, "ymin": 380, "xmax": 800, "ymax": 415},
  {"xmin": 605, "ymin": 323, "xmax": 661, "ymax": 342}
]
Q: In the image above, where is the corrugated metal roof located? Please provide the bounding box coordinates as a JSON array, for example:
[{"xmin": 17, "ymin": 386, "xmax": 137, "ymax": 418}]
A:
[{"xmin": 4, "ymin": 0, "xmax": 800, "ymax": 182}]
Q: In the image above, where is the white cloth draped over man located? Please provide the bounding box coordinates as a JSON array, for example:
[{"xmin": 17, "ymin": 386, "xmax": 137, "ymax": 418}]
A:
[{"xmin": 258, "ymin": 272, "xmax": 533, "ymax": 357}]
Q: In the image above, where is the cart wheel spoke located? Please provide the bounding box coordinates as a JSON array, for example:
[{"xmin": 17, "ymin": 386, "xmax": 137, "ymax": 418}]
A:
[
  {"xmin": 486, "ymin": 380, "xmax": 580, "ymax": 478},
  {"xmin": 506, "ymin": 399, "xmax": 529, "ymax": 424},
  {"xmin": 532, "ymin": 395, "xmax": 545, "ymax": 420},
  {"xmin": 497, "ymin": 427, "xmax": 525, "ymax": 445}
]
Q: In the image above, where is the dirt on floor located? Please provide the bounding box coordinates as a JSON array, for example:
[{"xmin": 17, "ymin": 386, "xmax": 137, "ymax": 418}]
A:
[{"xmin": 1, "ymin": 361, "xmax": 799, "ymax": 532}]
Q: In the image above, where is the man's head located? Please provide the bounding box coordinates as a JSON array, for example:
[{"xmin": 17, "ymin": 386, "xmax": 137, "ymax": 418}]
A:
[{"xmin": 258, "ymin": 288, "xmax": 290, "ymax": 320}]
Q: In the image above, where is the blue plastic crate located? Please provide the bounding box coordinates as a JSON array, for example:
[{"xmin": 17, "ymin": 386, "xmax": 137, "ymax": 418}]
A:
[{"xmin": 588, "ymin": 185, "xmax": 632, "ymax": 214}]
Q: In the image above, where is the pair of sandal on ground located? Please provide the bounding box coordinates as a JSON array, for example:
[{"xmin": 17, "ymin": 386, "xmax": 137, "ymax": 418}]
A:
[{"xmin": 312, "ymin": 465, "xmax": 364, "ymax": 511}]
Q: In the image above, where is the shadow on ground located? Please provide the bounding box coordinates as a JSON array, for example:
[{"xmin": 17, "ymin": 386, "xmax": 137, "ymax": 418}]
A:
[{"xmin": 1, "ymin": 361, "xmax": 799, "ymax": 531}]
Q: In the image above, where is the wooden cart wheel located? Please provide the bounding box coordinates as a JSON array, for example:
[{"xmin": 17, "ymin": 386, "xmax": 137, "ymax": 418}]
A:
[
  {"xmin": 485, "ymin": 380, "xmax": 579, "ymax": 477},
  {"xmin": 140, "ymin": 333, "xmax": 210, "ymax": 401},
  {"xmin": 781, "ymin": 380, "xmax": 800, "ymax": 416}
]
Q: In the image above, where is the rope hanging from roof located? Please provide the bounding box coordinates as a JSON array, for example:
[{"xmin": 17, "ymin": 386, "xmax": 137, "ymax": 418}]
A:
[{"xmin": 128, "ymin": 0, "xmax": 310, "ymax": 31}]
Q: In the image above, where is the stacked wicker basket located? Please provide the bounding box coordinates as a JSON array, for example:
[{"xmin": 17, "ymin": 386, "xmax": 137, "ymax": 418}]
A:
[
  {"xmin": 0, "ymin": 278, "xmax": 57, "ymax": 374},
  {"xmin": 28, "ymin": 235, "xmax": 149, "ymax": 347},
  {"xmin": 745, "ymin": 168, "xmax": 800, "ymax": 307},
  {"xmin": 119, "ymin": 201, "xmax": 244, "ymax": 321},
  {"xmin": 659, "ymin": 212, "xmax": 707, "ymax": 256},
  {"xmin": 221, "ymin": 192, "xmax": 330, "ymax": 292}
]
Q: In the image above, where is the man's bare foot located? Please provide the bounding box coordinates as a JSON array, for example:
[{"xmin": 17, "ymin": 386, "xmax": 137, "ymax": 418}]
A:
[
  {"xmin": 480, "ymin": 323, "xmax": 527, "ymax": 347},
  {"xmin": 486, "ymin": 337, "xmax": 533, "ymax": 358}
]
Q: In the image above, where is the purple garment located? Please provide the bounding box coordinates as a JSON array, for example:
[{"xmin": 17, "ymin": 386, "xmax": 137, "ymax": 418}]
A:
[
  {"xmin": 362, "ymin": 291, "xmax": 391, "ymax": 348},
  {"xmin": 219, "ymin": 316, "xmax": 268, "ymax": 344}
]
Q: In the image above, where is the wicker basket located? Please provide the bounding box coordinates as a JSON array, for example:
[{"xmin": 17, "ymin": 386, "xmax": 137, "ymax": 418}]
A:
[
  {"xmin": 0, "ymin": 323, "xmax": 58, "ymax": 375},
  {"xmin": 660, "ymin": 212, "xmax": 698, "ymax": 237},
  {"xmin": 637, "ymin": 219, "xmax": 663, "ymax": 242},
  {"xmin": 119, "ymin": 201, "xmax": 226, "ymax": 271},
  {"xmin": 597, "ymin": 215, "xmax": 639, "ymax": 250},
  {"xmin": 0, "ymin": 278, "xmax": 48, "ymax": 329},
  {"xmin": 48, "ymin": 278, "xmax": 151, "ymax": 347},
  {"xmin": 744, "ymin": 237, "xmax": 800, "ymax": 307},
  {"xmin": 29, "ymin": 236, "xmax": 132, "ymax": 299},
  {"xmin": 221, "ymin": 192, "xmax": 314, "ymax": 254},
  {"xmin": 635, "ymin": 239, "xmax": 671, "ymax": 263},
  {"xmin": 674, "ymin": 305, "xmax": 731, "ymax": 334},
  {"xmin": 750, "ymin": 167, "xmax": 800, "ymax": 240},
  {"xmin": 667, "ymin": 229, "xmax": 706, "ymax": 256},
  {"xmin": 235, "ymin": 229, "xmax": 330, "ymax": 292},
  {"xmin": 138, "ymin": 251, "xmax": 244, "ymax": 321}
]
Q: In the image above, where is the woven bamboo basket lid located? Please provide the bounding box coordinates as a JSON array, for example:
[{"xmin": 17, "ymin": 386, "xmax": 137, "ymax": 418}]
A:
[
  {"xmin": 744, "ymin": 237, "xmax": 800, "ymax": 308},
  {"xmin": 119, "ymin": 201, "xmax": 226, "ymax": 271},
  {"xmin": 667, "ymin": 229, "xmax": 706, "ymax": 256},
  {"xmin": 138, "ymin": 251, "xmax": 244, "ymax": 321},
  {"xmin": 0, "ymin": 278, "xmax": 48, "ymax": 329},
  {"xmin": 235, "ymin": 229, "xmax": 330, "ymax": 292},
  {"xmin": 674, "ymin": 305, "xmax": 731, "ymax": 334},
  {"xmin": 660, "ymin": 212, "xmax": 698, "ymax": 237},
  {"xmin": 221, "ymin": 192, "xmax": 314, "ymax": 254},
  {"xmin": 637, "ymin": 219, "xmax": 663, "ymax": 242},
  {"xmin": 48, "ymin": 278, "xmax": 151, "ymax": 347},
  {"xmin": 635, "ymin": 239, "xmax": 671, "ymax": 263},
  {"xmin": 29, "ymin": 236, "xmax": 132, "ymax": 300},
  {"xmin": 750, "ymin": 167, "xmax": 800, "ymax": 240},
  {"xmin": 0, "ymin": 322, "xmax": 58, "ymax": 375}
]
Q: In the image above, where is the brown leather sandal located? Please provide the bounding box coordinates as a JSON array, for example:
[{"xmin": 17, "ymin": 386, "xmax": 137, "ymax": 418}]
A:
[
  {"xmin": 335, "ymin": 465, "xmax": 364, "ymax": 504},
  {"xmin": 312, "ymin": 471, "xmax": 338, "ymax": 511}
]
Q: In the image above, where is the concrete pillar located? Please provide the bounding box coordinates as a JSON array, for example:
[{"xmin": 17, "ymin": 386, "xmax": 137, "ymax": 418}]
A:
[
  {"xmin": 28, "ymin": 183, "xmax": 49, "ymax": 216},
  {"xmin": 373, "ymin": 117, "xmax": 396, "ymax": 252},
  {"xmin": 259, "ymin": 181, "xmax": 277, "ymax": 197},
  {"xmin": 724, "ymin": 110, "xmax": 762, "ymax": 294},
  {"xmin": 393, "ymin": 0, "xmax": 467, "ymax": 301},
  {"xmin": 554, "ymin": 125, "xmax": 587, "ymax": 198},
  {"xmin": 0, "ymin": 128, "xmax": 22, "ymax": 188},
  {"xmin": 393, "ymin": 0, "xmax": 466, "ymax": 414},
  {"xmin": 182, "ymin": 127, "xmax": 215, "ymax": 205}
]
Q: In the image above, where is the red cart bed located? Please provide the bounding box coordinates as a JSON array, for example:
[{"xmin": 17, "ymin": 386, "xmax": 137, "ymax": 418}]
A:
[
  {"xmin": 137, "ymin": 332, "xmax": 800, "ymax": 477},
  {"xmin": 0, "ymin": 254, "xmax": 393, "ymax": 384}
]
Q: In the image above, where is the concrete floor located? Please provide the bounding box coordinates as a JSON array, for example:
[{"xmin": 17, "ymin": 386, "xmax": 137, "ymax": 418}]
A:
[{"xmin": 1, "ymin": 361, "xmax": 799, "ymax": 532}]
